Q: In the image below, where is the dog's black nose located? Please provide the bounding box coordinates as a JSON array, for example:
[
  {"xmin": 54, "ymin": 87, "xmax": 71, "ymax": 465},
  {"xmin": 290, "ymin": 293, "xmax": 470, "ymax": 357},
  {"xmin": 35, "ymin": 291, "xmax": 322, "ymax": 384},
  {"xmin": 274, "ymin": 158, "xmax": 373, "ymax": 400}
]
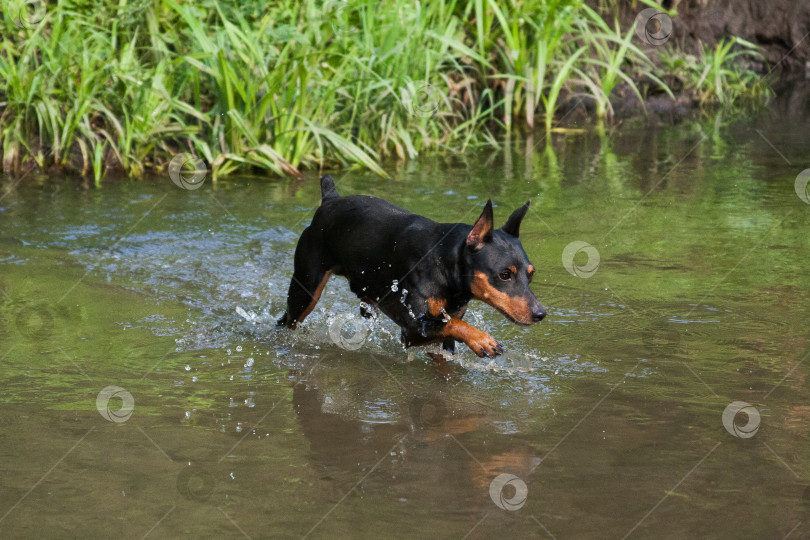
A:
[{"xmin": 531, "ymin": 304, "xmax": 546, "ymax": 322}]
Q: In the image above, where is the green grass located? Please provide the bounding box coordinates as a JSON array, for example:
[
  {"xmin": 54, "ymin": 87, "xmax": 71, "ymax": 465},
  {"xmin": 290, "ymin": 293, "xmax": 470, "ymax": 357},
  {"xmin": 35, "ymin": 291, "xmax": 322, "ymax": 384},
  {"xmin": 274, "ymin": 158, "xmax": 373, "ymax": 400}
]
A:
[
  {"xmin": 659, "ymin": 36, "xmax": 772, "ymax": 107},
  {"xmin": 0, "ymin": 0, "xmax": 769, "ymax": 182}
]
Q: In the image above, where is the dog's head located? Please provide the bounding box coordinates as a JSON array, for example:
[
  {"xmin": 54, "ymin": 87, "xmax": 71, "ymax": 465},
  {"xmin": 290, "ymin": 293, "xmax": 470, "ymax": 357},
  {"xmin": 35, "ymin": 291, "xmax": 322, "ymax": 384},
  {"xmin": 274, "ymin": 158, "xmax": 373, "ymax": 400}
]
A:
[{"xmin": 463, "ymin": 200, "xmax": 546, "ymax": 325}]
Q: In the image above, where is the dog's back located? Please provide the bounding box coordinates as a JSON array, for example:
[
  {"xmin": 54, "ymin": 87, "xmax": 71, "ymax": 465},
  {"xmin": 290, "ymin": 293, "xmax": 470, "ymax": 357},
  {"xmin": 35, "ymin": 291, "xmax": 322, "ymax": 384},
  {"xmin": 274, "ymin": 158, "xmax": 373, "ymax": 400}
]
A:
[
  {"xmin": 278, "ymin": 175, "xmax": 545, "ymax": 358},
  {"xmin": 310, "ymin": 176, "xmax": 453, "ymax": 278}
]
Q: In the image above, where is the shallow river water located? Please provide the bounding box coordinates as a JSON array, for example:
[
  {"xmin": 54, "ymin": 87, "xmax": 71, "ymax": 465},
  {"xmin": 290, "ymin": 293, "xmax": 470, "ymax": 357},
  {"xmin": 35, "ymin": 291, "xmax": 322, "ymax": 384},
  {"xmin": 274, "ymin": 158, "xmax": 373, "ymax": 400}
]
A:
[{"xmin": 1, "ymin": 88, "xmax": 810, "ymax": 539}]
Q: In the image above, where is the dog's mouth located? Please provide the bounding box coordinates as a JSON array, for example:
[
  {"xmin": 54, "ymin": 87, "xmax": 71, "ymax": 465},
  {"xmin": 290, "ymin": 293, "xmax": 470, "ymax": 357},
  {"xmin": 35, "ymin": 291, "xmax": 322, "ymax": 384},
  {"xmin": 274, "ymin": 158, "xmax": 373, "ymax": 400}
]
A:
[
  {"xmin": 493, "ymin": 305, "xmax": 534, "ymax": 326},
  {"xmin": 471, "ymin": 284, "xmax": 538, "ymax": 326}
]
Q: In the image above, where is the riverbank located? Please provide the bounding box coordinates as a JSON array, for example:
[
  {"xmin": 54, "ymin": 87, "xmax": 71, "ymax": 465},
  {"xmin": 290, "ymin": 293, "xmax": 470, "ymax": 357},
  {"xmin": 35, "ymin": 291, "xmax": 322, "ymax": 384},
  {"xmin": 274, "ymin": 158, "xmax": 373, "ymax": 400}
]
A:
[{"xmin": 0, "ymin": 0, "xmax": 788, "ymax": 181}]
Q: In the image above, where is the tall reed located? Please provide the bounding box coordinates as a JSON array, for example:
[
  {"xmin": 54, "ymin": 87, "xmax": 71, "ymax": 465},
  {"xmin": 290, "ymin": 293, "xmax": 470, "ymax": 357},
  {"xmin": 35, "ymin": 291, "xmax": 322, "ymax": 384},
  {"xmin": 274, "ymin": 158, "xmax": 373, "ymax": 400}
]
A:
[{"xmin": 0, "ymin": 0, "xmax": 764, "ymax": 181}]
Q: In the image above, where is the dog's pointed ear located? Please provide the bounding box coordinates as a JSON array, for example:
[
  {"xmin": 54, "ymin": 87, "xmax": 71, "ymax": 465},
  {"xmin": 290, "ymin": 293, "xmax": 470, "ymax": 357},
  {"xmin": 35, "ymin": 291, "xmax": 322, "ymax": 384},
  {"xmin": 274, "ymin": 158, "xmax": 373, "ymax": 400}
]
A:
[
  {"xmin": 466, "ymin": 199, "xmax": 494, "ymax": 252},
  {"xmin": 500, "ymin": 200, "xmax": 530, "ymax": 238}
]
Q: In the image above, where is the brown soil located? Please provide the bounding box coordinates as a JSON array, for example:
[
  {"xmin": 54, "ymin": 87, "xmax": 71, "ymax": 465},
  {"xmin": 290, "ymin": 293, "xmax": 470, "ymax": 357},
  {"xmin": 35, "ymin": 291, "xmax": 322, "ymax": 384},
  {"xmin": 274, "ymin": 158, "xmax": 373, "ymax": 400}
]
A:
[
  {"xmin": 608, "ymin": 0, "xmax": 810, "ymax": 72},
  {"xmin": 567, "ymin": 1, "xmax": 810, "ymax": 122}
]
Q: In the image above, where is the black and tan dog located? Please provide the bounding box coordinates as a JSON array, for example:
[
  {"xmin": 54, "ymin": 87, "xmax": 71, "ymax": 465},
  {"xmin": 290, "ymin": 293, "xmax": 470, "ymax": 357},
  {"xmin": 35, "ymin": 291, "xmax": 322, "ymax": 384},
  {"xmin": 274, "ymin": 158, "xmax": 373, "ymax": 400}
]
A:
[{"xmin": 278, "ymin": 175, "xmax": 546, "ymax": 357}]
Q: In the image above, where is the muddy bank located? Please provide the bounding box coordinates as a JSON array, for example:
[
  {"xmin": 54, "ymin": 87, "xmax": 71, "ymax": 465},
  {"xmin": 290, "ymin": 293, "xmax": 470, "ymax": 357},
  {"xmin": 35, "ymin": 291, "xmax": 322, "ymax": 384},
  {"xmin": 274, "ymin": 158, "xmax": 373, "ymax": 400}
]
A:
[
  {"xmin": 607, "ymin": 0, "xmax": 810, "ymax": 72},
  {"xmin": 673, "ymin": 0, "xmax": 810, "ymax": 72},
  {"xmin": 566, "ymin": 1, "xmax": 810, "ymax": 123}
]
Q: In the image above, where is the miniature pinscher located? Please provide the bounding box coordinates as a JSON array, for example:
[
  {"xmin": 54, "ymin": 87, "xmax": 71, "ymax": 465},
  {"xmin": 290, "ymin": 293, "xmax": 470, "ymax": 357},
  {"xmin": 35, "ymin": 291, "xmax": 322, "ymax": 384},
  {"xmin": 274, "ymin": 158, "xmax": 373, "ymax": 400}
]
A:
[{"xmin": 277, "ymin": 175, "xmax": 546, "ymax": 357}]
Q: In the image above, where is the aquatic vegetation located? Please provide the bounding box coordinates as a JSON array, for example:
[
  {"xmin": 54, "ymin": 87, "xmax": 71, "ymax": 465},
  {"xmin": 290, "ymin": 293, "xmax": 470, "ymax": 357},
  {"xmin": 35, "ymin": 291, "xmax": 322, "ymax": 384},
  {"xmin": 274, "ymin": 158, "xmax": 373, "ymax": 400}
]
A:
[
  {"xmin": 0, "ymin": 0, "xmax": 770, "ymax": 181},
  {"xmin": 659, "ymin": 37, "xmax": 773, "ymax": 107}
]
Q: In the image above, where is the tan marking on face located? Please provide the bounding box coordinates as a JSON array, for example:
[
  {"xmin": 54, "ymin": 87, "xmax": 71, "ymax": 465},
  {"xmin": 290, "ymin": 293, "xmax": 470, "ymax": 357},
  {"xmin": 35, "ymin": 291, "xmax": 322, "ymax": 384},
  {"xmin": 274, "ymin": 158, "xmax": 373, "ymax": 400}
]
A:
[
  {"xmin": 470, "ymin": 270, "xmax": 532, "ymax": 324},
  {"xmin": 427, "ymin": 297, "xmax": 446, "ymax": 317},
  {"xmin": 508, "ymin": 265, "xmax": 517, "ymax": 274},
  {"xmin": 527, "ymin": 265, "xmax": 534, "ymax": 274},
  {"xmin": 295, "ymin": 270, "xmax": 333, "ymax": 325}
]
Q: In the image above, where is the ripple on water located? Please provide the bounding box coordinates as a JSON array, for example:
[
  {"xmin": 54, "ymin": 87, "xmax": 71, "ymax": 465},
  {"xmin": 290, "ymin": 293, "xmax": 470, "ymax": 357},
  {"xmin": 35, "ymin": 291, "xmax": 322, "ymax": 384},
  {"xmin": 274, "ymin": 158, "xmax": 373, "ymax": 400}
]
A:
[{"xmin": 61, "ymin": 210, "xmax": 609, "ymax": 403}]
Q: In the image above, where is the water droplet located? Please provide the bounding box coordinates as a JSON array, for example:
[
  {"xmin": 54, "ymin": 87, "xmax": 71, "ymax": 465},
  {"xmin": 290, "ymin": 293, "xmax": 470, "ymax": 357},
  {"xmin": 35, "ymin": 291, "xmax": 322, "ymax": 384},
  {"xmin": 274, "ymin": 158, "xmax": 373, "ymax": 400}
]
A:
[
  {"xmin": 236, "ymin": 345, "xmax": 242, "ymax": 352},
  {"xmin": 244, "ymin": 357, "xmax": 254, "ymax": 368},
  {"xmin": 185, "ymin": 365, "xmax": 191, "ymax": 371},
  {"xmin": 391, "ymin": 280, "xmax": 399, "ymax": 292}
]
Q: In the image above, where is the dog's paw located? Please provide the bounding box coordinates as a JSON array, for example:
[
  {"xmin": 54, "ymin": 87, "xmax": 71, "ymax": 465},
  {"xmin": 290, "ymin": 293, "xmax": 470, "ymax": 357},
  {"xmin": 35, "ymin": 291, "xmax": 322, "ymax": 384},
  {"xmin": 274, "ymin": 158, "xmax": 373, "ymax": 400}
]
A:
[
  {"xmin": 468, "ymin": 333, "xmax": 503, "ymax": 358},
  {"xmin": 276, "ymin": 313, "xmax": 297, "ymax": 329}
]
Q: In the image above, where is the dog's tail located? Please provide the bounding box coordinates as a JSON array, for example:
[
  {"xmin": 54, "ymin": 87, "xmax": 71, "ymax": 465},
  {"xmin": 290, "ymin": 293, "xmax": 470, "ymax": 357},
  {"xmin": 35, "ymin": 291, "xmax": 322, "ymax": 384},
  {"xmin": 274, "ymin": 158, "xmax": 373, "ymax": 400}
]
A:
[{"xmin": 320, "ymin": 174, "xmax": 339, "ymax": 200}]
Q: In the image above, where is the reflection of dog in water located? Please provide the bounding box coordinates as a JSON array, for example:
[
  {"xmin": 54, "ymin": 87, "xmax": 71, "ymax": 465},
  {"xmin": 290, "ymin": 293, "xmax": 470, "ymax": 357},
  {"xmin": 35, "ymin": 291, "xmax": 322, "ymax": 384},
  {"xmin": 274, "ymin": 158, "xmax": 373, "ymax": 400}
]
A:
[
  {"xmin": 278, "ymin": 175, "xmax": 546, "ymax": 358},
  {"xmin": 292, "ymin": 380, "xmax": 539, "ymax": 512}
]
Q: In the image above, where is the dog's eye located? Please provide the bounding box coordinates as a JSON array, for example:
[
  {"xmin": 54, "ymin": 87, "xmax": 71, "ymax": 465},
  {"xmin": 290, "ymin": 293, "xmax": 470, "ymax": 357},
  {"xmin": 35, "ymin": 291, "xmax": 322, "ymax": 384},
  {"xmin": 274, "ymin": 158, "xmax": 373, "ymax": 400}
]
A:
[{"xmin": 498, "ymin": 271, "xmax": 512, "ymax": 281}]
